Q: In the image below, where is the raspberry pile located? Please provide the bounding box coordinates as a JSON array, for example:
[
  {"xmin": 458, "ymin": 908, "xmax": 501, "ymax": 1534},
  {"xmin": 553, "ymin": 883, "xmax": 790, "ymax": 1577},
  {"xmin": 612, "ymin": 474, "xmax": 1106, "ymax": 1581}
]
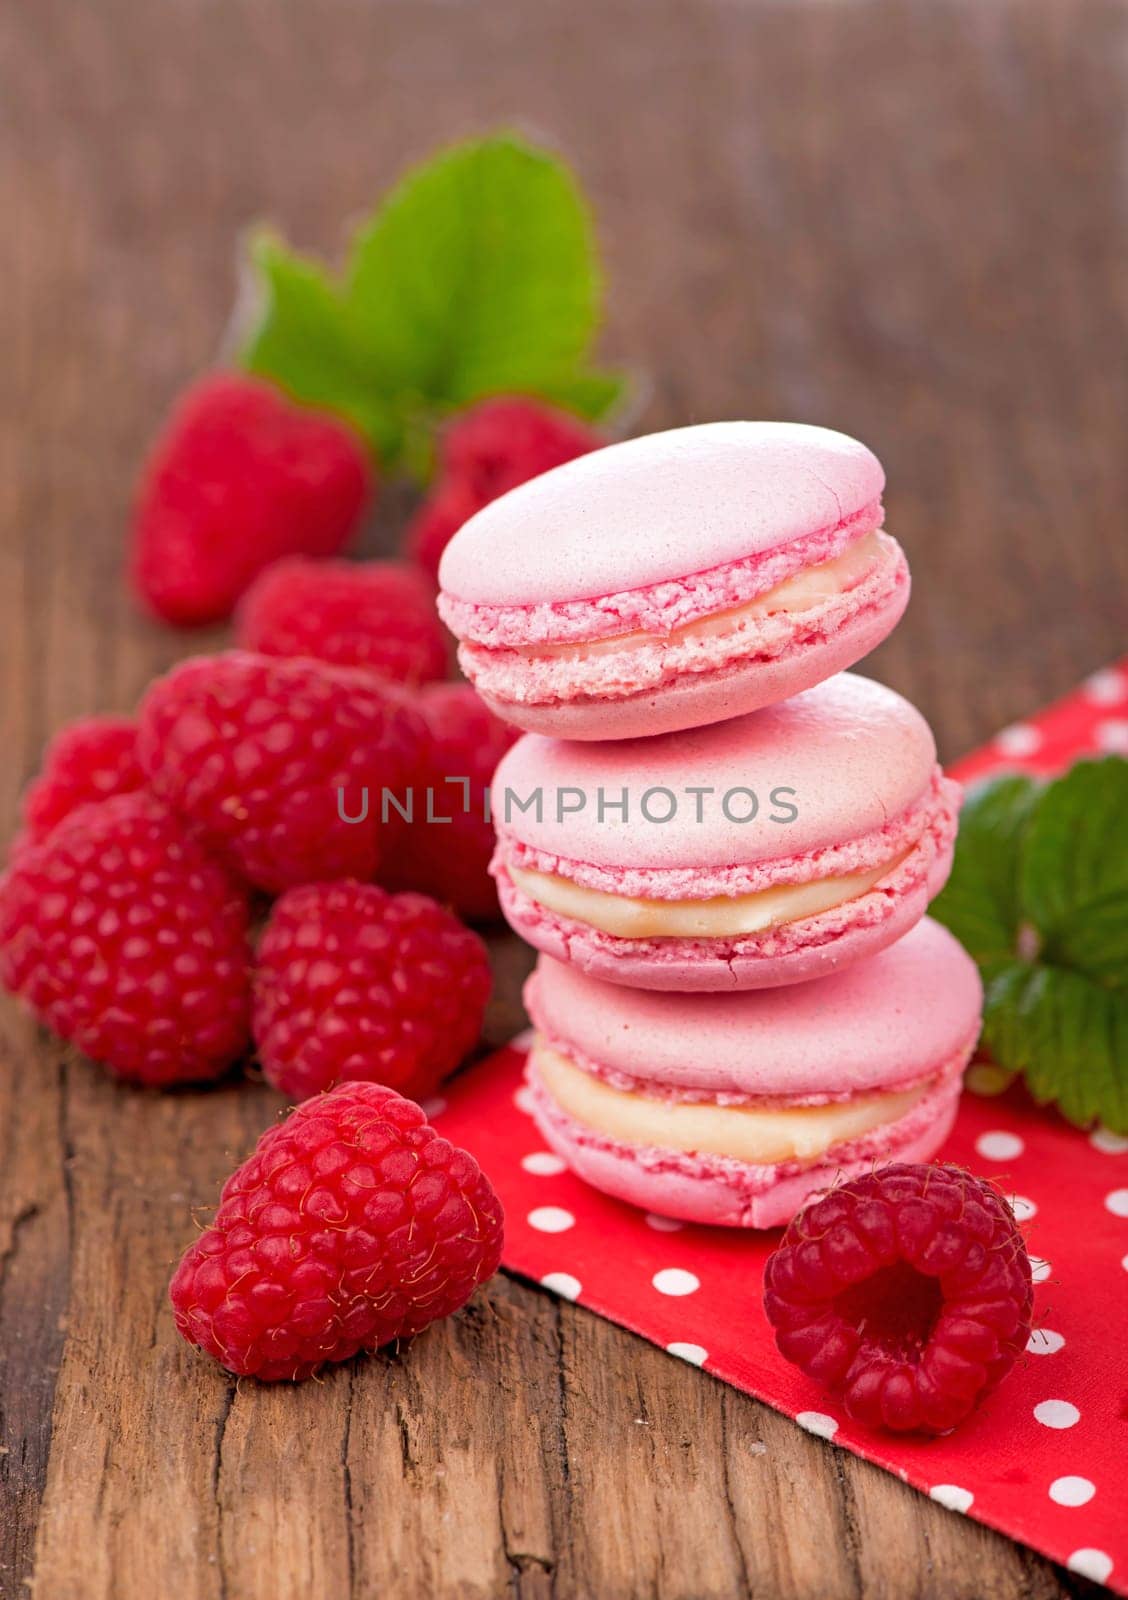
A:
[
  {"xmin": 763, "ymin": 1163, "xmax": 1033, "ymax": 1434},
  {"xmin": 1, "ymin": 386, "xmax": 616, "ymax": 1380},
  {"xmin": 3, "ymin": 645, "xmax": 504, "ymax": 1099},
  {"xmin": 169, "ymin": 1082, "xmax": 504, "ymax": 1380}
]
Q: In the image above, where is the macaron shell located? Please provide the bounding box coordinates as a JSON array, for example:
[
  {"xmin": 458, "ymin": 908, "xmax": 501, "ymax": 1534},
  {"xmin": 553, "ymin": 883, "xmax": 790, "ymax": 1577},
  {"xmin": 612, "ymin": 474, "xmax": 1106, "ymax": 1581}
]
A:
[
  {"xmin": 491, "ymin": 673, "xmax": 937, "ymax": 871},
  {"xmin": 525, "ymin": 918, "xmax": 982, "ymax": 1099},
  {"xmin": 439, "ymin": 422, "xmax": 884, "ymax": 607},
  {"xmin": 475, "ymin": 578, "xmax": 909, "ymax": 741},
  {"xmin": 526, "ymin": 1057, "xmax": 963, "ymax": 1229}
]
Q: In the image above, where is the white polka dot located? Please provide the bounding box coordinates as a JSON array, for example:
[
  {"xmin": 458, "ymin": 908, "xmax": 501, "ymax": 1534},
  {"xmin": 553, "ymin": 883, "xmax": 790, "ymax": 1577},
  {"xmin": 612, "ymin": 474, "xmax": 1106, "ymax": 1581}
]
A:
[
  {"xmin": 1030, "ymin": 1256, "xmax": 1052, "ymax": 1284},
  {"xmin": 1026, "ymin": 1328, "xmax": 1065, "ymax": 1355},
  {"xmin": 1104, "ymin": 1188, "xmax": 1128, "ymax": 1217},
  {"xmin": 930, "ymin": 1484, "xmax": 974, "ymax": 1514},
  {"xmin": 1122, "ymin": 1253, "xmax": 1128, "ymax": 1274},
  {"xmin": 1049, "ymin": 1476, "xmax": 1096, "ymax": 1508},
  {"xmin": 1084, "ymin": 667, "xmax": 1126, "ymax": 706},
  {"xmin": 513, "ymin": 1085, "xmax": 536, "ymax": 1115},
  {"xmin": 966, "ymin": 1063, "xmax": 1014, "ymax": 1096},
  {"xmin": 521, "ymin": 1151, "xmax": 567, "ymax": 1176},
  {"xmin": 976, "ymin": 1130, "xmax": 1024, "ymax": 1161},
  {"xmin": 667, "ymin": 1342, "xmax": 708, "ymax": 1366},
  {"xmin": 1034, "ymin": 1399, "xmax": 1080, "ymax": 1430},
  {"xmin": 1008, "ymin": 1194, "xmax": 1037, "ymax": 1222},
  {"xmin": 539, "ymin": 1271, "xmax": 581, "ymax": 1301},
  {"xmin": 796, "ymin": 1410, "xmax": 838, "ymax": 1440},
  {"xmin": 1091, "ymin": 1127, "xmax": 1128, "ymax": 1154},
  {"xmin": 996, "ymin": 723, "xmax": 1042, "ymax": 758},
  {"xmin": 645, "ymin": 1212, "xmax": 684, "ymax": 1232},
  {"xmin": 1096, "ymin": 718, "xmax": 1128, "ymax": 754},
  {"xmin": 1067, "ymin": 1549, "xmax": 1114, "ymax": 1584},
  {"xmin": 527, "ymin": 1206, "xmax": 575, "ymax": 1234},
  {"xmin": 420, "ymin": 1095, "xmax": 447, "ymax": 1119},
  {"xmin": 651, "ymin": 1268, "xmax": 700, "ymax": 1297}
]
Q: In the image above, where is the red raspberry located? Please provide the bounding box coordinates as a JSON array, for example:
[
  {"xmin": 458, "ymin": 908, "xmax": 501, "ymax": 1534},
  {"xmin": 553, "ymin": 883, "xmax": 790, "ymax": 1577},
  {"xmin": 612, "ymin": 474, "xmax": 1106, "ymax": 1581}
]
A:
[
  {"xmin": 763, "ymin": 1164, "xmax": 1033, "ymax": 1435},
  {"xmin": 253, "ymin": 881, "xmax": 491, "ymax": 1102},
  {"xmin": 382, "ymin": 683, "xmax": 519, "ymax": 919},
  {"xmin": 169, "ymin": 1081, "xmax": 504, "ymax": 1380},
  {"xmin": 137, "ymin": 651, "xmax": 427, "ymax": 894},
  {"xmin": 130, "ymin": 374, "xmax": 372, "ymax": 626},
  {"xmin": 20, "ymin": 715, "xmax": 144, "ymax": 845},
  {"xmin": 407, "ymin": 398, "xmax": 601, "ymax": 579},
  {"xmin": 0, "ymin": 792, "xmax": 252, "ymax": 1086},
  {"xmin": 236, "ymin": 558, "xmax": 448, "ymax": 686}
]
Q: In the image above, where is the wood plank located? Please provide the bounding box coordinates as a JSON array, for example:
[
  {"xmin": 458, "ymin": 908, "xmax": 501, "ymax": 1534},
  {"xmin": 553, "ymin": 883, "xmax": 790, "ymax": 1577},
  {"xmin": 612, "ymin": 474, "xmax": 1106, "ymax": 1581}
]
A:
[{"xmin": 1, "ymin": 0, "xmax": 1124, "ymax": 1594}]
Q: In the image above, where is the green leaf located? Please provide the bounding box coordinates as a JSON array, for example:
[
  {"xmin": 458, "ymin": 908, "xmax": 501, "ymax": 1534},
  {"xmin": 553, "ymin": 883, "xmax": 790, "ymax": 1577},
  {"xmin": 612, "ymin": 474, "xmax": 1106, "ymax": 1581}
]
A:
[
  {"xmin": 932, "ymin": 756, "xmax": 1128, "ymax": 1132},
  {"xmin": 930, "ymin": 775, "xmax": 1041, "ymax": 965},
  {"xmin": 1020, "ymin": 757, "xmax": 1128, "ymax": 983},
  {"xmin": 983, "ymin": 962, "xmax": 1128, "ymax": 1131},
  {"xmin": 239, "ymin": 233, "xmax": 400, "ymax": 458},
  {"xmin": 345, "ymin": 133, "xmax": 605, "ymax": 408},
  {"xmin": 236, "ymin": 136, "xmax": 620, "ymax": 467},
  {"xmin": 533, "ymin": 367, "xmax": 630, "ymax": 422}
]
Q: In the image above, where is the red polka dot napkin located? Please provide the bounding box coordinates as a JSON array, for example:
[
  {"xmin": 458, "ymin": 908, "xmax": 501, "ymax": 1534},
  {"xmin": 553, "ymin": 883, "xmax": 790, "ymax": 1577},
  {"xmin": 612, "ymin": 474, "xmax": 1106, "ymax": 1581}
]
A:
[{"xmin": 433, "ymin": 660, "xmax": 1128, "ymax": 1593}]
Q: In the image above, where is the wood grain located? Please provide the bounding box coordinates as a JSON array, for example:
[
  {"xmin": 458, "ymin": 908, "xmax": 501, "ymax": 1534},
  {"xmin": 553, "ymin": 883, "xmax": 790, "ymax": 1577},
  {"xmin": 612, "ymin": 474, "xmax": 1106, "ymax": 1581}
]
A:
[{"xmin": 2, "ymin": 1, "xmax": 1126, "ymax": 1596}]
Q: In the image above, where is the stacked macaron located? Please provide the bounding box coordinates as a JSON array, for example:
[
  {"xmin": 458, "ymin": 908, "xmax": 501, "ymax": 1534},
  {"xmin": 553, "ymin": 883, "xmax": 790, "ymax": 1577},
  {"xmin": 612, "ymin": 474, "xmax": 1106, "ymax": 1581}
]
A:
[{"xmin": 439, "ymin": 422, "xmax": 981, "ymax": 1227}]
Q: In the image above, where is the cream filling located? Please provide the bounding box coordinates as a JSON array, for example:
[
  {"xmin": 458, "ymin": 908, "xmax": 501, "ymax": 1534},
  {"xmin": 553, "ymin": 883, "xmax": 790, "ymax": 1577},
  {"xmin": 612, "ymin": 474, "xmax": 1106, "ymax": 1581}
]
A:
[
  {"xmin": 533, "ymin": 1041, "xmax": 932, "ymax": 1165},
  {"xmin": 507, "ymin": 846, "xmax": 911, "ymax": 939},
  {"xmin": 517, "ymin": 531, "xmax": 886, "ymax": 660}
]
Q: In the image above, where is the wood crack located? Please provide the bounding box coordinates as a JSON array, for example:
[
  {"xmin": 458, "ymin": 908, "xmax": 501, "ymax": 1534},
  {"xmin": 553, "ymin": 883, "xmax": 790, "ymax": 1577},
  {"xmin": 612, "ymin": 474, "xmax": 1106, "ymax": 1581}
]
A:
[
  {"xmin": 341, "ymin": 1368, "xmax": 356, "ymax": 1600},
  {"xmin": 0, "ymin": 1202, "xmax": 42, "ymax": 1296},
  {"xmin": 210, "ymin": 1379, "xmax": 235, "ymax": 1600},
  {"xmin": 831, "ymin": 1449, "xmax": 865, "ymax": 1600},
  {"xmin": 718, "ymin": 1395, "xmax": 753, "ymax": 1600}
]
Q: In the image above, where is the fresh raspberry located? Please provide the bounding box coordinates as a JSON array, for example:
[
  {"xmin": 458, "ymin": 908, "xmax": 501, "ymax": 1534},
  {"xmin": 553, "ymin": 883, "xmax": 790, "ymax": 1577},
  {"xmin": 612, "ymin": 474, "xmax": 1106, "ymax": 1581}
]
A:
[
  {"xmin": 0, "ymin": 792, "xmax": 252, "ymax": 1086},
  {"xmin": 407, "ymin": 398, "xmax": 601, "ymax": 579},
  {"xmin": 169, "ymin": 1081, "xmax": 504, "ymax": 1380},
  {"xmin": 20, "ymin": 716, "xmax": 144, "ymax": 845},
  {"xmin": 130, "ymin": 374, "xmax": 372, "ymax": 626},
  {"xmin": 236, "ymin": 558, "xmax": 448, "ymax": 686},
  {"xmin": 137, "ymin": 651, "xmax": 427, "ymax": 894},
  {"xmin": 382, "ymin": 683, "xmax": 519, "ymax": 919},
  {"xmin": 763, "ymin": 1164, "xmax": 1033, "ymax": 1435},
  {"xmin": 253, "ymin": 881, "xmax": 491, "ymax": 1102}
]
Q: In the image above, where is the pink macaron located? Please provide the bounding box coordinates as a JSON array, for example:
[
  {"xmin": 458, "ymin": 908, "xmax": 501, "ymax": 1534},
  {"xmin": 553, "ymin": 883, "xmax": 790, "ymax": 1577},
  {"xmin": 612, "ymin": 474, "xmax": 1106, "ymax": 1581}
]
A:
[
  {"xmin": 491, "ymin": 672, "xmax": 960, "ymax": 991},
  {"xmin": 438, "ymin": 421, "xmax": 908, "ymax": 740},
  {"xmin": 523, "ymin": 918, "xmax": 982, "ymax": 1228}
]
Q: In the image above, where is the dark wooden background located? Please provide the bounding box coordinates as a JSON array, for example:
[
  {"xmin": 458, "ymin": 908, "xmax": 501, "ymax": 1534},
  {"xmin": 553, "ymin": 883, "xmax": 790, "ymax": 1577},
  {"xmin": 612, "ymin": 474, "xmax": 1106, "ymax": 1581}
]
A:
[{"xmin": 2, "ymin": 2, "xmax": 1126, "ymax": 1597}]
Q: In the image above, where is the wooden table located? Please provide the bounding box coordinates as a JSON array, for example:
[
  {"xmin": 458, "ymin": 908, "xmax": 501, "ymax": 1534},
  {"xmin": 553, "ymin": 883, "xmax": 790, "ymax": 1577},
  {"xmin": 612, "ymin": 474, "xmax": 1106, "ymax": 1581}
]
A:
[{"xmin": 2, "ymin": 2, "xmax": 1126, "ymax": 1596}]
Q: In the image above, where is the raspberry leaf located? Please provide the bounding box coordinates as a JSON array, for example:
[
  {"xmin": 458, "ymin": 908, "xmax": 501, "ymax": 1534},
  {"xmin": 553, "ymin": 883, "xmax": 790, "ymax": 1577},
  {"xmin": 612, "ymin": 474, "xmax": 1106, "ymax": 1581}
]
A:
[
  {"xmin": 983, "ymin": 963, "xmax": 1128, "ymax": 1132},
  {"xmin": 929, "ymin": 774, "xmax": 1040, "ymax": 968},
  {"xmin": 932, "ymin": 757, "xmax": 1128, "ymax": 1132},
  {"xmin": 240, "ymin": 233, "xmax": 401, "ymax": 458},
  {"xmin": 239, "ymin": 135, "xmax": 623, "ymax": 466},
  {"xmin": 1019, "ymin": 757, "xmax": 1128, "ymax": 982},
  {"xmin": 536, "ymin": 367, "xmax": 629, "ymax": 422},
  {"xmin": 347, "ymin": 134, "xmax": 614, "ymax": 414}
]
